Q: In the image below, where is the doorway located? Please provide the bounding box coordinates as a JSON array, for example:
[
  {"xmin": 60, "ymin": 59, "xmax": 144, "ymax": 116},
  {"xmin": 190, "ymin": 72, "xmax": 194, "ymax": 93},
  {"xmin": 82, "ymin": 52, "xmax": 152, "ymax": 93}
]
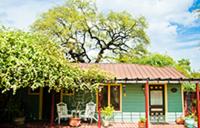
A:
[{"xmin": 149, "ymin": 85, "xmax": 165, "ymax": 122}]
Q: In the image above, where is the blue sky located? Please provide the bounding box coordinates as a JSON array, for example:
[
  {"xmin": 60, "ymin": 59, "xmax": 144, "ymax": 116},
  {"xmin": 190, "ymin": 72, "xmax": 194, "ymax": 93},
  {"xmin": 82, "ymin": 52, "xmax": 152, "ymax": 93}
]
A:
[{"xmin": 0, "ymin": 0, "xmax": 200, "ymax": 71}]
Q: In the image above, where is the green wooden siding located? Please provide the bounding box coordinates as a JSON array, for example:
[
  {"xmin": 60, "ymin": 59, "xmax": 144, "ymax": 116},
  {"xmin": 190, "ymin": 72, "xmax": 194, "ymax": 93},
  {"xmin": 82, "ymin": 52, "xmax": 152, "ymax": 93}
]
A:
[
  {"xmin": 122, "ymin": 84, "xmax": 145, "ymax": 112},
  {"xmin": 167, "ymin": 84, "xmax": 182, "ymax": 112},
  {"xmin": 122, "ymin": 84, "xmax": 183, "ymax": 113}
]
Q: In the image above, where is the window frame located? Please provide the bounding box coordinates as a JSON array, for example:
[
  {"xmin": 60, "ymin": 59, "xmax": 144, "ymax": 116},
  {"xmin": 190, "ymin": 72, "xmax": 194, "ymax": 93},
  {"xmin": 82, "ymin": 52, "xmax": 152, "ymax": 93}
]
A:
[{"xmin": 97, "ymin": 84, "xmax": 122, "ymax": 112}]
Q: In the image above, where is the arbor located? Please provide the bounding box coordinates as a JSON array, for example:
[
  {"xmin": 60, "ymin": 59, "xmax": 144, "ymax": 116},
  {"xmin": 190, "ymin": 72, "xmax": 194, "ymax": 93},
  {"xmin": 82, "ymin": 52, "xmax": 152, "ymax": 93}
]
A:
[
  {"xmin": 32, "ymin": 0, "xmax": 149, "ymax": 63},
  {"xmin": 0, "ymin": 29, "xmax": 110, "ymax": 94}
]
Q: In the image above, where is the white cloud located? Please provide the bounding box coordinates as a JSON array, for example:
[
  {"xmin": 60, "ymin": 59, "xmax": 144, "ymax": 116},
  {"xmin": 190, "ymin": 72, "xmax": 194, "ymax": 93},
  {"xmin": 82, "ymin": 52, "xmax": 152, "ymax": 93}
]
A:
[
  {"xmin": 0, "ymin": 0, "xmax": 65, "ymax": 30},
  {"xmin": 0, "ymin": 0, "xmax": 199, "ymax": 70},
  {"xmin": 96, "ymin": 0, "xmax": 199, "ymax": 70}
]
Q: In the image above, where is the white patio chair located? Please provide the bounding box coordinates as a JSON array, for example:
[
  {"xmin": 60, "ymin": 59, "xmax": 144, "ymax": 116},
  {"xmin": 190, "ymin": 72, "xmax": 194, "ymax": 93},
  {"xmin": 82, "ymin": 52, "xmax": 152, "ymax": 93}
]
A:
[
  {"xmin": 80, "ymin": 101, "xmax": 97, "ymax": 123},
  {"xmin": 57, "ymin": 102, "xmax": 72, "ymax": 124}
]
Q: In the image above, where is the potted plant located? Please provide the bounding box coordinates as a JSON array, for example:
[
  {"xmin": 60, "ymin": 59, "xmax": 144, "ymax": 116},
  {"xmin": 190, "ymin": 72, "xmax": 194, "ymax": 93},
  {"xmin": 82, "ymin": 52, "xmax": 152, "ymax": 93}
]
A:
[
  {"xmin": 138, "ymin": 117, "xmax": 145, "ymax": 128},
  {"xmin": 185, "ymin": 114, "xmax": 195, "ymax": 128},
  {"xmin": 175, "ymin": 116, "xmax": 185, "ymax": 125},
  {"xmin": 101, "ymin": 106, "xmax": 114, "ymax": 127}
]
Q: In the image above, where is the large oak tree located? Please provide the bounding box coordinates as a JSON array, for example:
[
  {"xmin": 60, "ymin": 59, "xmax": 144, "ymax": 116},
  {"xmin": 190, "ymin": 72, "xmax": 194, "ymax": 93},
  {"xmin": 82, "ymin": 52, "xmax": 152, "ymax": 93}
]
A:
[{"xmin": 32, "ymin": 0, "xmax": 149, "ymax": 63}]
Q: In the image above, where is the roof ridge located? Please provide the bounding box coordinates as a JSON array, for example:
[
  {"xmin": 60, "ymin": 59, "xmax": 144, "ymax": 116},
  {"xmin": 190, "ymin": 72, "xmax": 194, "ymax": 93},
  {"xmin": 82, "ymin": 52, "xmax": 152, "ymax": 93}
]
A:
[{"xmin": 79, "ymin": 63, "xmax": 175, "ymax": 68}]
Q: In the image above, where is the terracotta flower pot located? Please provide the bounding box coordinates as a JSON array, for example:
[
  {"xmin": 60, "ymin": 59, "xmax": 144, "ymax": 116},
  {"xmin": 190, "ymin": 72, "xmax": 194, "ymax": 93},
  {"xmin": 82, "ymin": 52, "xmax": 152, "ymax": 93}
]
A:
[
  {"xmin": 138, "ymin": 122, "xmax": 145, "ymax": 128},
  {"xmin": 103, "ymin": 120, "xmax": 110, "ymax": 127},
  {"xmin": 175, "ymin": 117, "xmax": 185, "ymax": 124},
  {"xmin": 69, "ymin": 117, "xmax": 81, "ymax": 127}
]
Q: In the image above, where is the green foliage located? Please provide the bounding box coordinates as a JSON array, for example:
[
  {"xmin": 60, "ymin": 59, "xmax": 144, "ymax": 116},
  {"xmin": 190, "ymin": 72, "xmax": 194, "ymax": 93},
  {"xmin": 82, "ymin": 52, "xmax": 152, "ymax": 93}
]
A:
[
  {"xmin": 137, "ymin": 53, "xmax": 175, "ymax": 67},
  {"xmin": 191, "ymin": 72, "xmax": 200, "ymax": 78},
  {"xmin": 74, "ymin": 65, "xmax": 113, "ymax": 92},
  {"xmin": 117, "ymin": 52, "xmax": 175, "ymax": 67},
  {"xmin": 0, "ymin": 29, "xmax": 111, "ymax": 94},
  {"xmin": 175, "ymin": 59, "xmax": 191, "ymax": 77},
  {"xmin": 32, "ymin": 0, "xmax": 149, "ymax": 63},
  {"xmin": 114, "ymin": 44, "xmax": 148, "ymax": 63},
  {"xmin": 139, "ymin": 117, "xmax": 146, "ymax": 123},
  {"xmin": 115, "ymin": 48, "xmax": 200, "ymax": 91},
  {"xmin": 101, "ymin": 106, "xmax": 114, "ymax": 121},
  {"xmin": 183, "ymin": 72, "xmax": 200, "ymax": 92},
  {"xmin": 183, "ymin": 83, "xmax": 196, "ymax": 92}
]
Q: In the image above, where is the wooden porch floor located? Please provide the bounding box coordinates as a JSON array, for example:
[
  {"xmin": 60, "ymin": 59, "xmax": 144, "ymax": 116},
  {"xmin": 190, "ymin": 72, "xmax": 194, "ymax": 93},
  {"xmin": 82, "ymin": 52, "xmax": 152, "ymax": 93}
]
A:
[
  {"xmin": 0, "ymin": 122, "xmax": 185, "ymax": 128},
  {"xmin": 79, "ymin": 122, "xmax": 185, "ymax": 128}
]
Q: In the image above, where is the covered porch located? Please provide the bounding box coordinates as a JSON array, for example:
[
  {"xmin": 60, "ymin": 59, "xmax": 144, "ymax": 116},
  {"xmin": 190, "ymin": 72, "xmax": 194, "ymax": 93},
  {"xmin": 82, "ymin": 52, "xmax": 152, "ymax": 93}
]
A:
[
  {"xmin": 77, "ymin": 63, "xmax": 200, "ymax": 128},
  {"xmin": 0, "ymin": 121, "xmax": 184, "ymax": 128}
]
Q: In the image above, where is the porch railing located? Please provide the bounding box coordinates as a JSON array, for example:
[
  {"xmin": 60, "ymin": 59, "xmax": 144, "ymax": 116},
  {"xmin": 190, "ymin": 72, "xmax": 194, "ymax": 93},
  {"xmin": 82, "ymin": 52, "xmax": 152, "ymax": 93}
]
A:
[{"xmin": 98, "ymin": 112, "xmax": 183, "ymax": 123}]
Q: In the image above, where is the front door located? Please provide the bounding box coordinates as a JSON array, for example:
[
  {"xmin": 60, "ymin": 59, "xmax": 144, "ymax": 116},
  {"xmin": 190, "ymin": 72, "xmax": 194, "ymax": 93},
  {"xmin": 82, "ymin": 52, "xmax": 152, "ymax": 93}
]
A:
[{"xmin": 149, "ymin": 85, "xmax": 165, "ymax": 122}]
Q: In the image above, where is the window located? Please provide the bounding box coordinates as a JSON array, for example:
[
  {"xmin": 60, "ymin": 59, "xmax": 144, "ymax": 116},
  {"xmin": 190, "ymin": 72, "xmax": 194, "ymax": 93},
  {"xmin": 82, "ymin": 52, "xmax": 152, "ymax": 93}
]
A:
[
  {"xmin": 98, "ymin": 84, "xmax": 122, "ymax": 111},
  {"xmin": 110, "ymin": 86, "xmax": 120, "ymax": 110},
  {"xmin": 150, "ymin": 90, "xmax": 163, "ymax": 105},
  {"xmin": 99, "ymin": 86, "xmax": 108, "ymax": 108}
]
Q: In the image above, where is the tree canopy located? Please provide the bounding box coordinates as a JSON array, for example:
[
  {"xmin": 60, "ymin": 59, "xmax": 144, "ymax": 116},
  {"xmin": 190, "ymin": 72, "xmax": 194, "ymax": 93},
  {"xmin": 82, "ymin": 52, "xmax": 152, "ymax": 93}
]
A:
[
  {"xmin": 116, "ymin": 50, "xmax": 175, "ymax": 67},
  {"xmin": 32, "ymin": 0, "xmax": 149, "ymax": 63},
  {"xmin": 0, "ymin": 29, "xmax": 111, "ymax": 94}
]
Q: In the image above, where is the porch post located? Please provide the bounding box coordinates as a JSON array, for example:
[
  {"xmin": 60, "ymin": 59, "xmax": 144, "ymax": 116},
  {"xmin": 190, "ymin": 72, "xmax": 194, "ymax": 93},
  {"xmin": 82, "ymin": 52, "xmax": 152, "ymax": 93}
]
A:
[
  {"xmin": 145, "ymin": 81, "xmax": 149, "ymax": 128},
  {"xmin": 196, "ymin": 82, "xmax": 200, "ymax": 128},
  {"xmin": 50, "ymin": 92, "xmax": 55, "ymax": 127},
  {"xmin": 98, "ymin": 91, "xmax": 101, "ymax": 128}
]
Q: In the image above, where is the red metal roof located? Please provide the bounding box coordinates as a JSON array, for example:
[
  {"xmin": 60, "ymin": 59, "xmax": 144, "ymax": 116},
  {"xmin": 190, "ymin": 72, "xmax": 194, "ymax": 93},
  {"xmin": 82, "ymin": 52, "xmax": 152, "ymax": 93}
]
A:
[{"xmin": 78, "ymin": 63, "xmax": 186, "ymax": 79}]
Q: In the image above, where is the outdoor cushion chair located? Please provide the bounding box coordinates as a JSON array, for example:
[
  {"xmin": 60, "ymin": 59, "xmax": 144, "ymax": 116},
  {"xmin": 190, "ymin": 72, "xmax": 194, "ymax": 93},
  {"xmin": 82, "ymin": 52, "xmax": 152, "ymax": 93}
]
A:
[
  {"xmin": 57, "ymin": 102, "xmax": 72, "ymax": 124},
  {"xmin": 80, "ymin": 101, "xmax": 97, "ymax": 123}
]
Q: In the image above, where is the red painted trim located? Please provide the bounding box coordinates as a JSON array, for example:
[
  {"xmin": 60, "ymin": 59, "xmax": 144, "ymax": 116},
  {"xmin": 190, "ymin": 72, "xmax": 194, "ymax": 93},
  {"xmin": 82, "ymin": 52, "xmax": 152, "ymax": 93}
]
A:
[
  {"xmin": 98, "ymin": 91, "xmax": 101, "ymax": 128},
  {"xmin": 50, "ymin": 93, "xmax": 55, "ymax": 127},
  {"xmin": 196, "ymin": 83, "xmax": 200, "ymax": 128},
  {"xmin": 145, "ymin": 81, "xmax": 149, "ymax": 128},
  {"xmin": 184, "ymin": 93, "xmax": 188, "ymax": 115}
]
